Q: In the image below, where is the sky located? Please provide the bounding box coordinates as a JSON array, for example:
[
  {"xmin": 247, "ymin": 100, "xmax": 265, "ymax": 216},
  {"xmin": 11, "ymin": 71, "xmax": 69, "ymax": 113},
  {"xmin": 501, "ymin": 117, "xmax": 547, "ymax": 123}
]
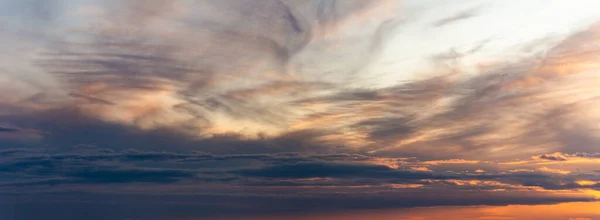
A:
[{"xmin": 1, "ymin": 0, "xmax": 600, "ymax": 219}]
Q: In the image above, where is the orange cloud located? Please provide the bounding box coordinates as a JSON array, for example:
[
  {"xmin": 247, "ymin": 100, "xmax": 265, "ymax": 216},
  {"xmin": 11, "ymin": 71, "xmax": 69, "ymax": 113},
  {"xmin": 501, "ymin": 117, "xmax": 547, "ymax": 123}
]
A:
[
  {"xmin": 422, "ymin": 159, "xmax": 480, "ymax": 165},
  {"xmin": 537, "ymin": 167, "xmax": 571, "ymax": 175}
]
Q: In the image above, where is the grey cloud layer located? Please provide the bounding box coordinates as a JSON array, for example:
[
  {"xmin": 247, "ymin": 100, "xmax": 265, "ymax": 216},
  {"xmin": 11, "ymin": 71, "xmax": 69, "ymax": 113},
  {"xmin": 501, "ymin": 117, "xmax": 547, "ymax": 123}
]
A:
[
  {"xmin": 2, "ymin": 148, "xmax": 599, "ymax": 190},
  {"xmin": 1, "ymin": 1, "xmax": 600, "ymax": 219},
  {"xmin": 1, "ymin": 148, "xmax": 599, "ymax": 219}
]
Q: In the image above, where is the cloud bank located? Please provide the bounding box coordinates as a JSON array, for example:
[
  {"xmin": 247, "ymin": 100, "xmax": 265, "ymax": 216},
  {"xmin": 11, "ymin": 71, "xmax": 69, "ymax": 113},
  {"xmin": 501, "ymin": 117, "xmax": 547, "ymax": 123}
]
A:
[{"xmin": 1, "ymin": 0, "xmax": 600, "ymax": 219}]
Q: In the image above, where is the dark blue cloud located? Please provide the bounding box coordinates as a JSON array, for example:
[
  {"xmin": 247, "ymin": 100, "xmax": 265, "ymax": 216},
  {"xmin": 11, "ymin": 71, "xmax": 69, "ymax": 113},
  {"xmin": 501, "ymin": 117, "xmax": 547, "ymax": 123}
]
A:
[
  {"xmin": 66, "ymin": 168, "xmax": 195, "ymax": 184},
  {"xmin": 0, "ymin": 148, "xmax": 599, "ymax": 220},
  {"xmin": 0, "ymin": 148, "xmax": 31, "ymax": 156},
  {"xmin": 0, "ymin": 126, "xmax": 20, "ymax": 133},
  {"xmin": 0, "ymin": 108, "xmax": 338, "ymax": 154},
  {"xmin": 1, "ymin": 149, "xmax": 598, "ymax": 191},
  {"xmin": 236, "ymin": 162, "xmax": 454, "ymax": 180}
]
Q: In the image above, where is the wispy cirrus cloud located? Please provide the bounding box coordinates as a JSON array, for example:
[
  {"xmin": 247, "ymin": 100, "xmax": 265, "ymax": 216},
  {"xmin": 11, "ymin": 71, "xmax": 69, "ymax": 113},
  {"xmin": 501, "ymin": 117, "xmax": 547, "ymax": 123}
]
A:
[
  {"xmin": 14, "ymin": 0, "xmax": 403, "ymax": 137},
  {"xmin": 432, "ymin": 7, "xmax": 479, "ymax": 27},
  {"xmin": 1, "ymin": 1, "xmax": 600, "ymax": 219},
  {"xmin": 287, "ymin": 22, "xmax": 600, "ymax": 159},
  {"xmin": 4, "ymin": 20, "xmax": 600, "ymax": 161}
]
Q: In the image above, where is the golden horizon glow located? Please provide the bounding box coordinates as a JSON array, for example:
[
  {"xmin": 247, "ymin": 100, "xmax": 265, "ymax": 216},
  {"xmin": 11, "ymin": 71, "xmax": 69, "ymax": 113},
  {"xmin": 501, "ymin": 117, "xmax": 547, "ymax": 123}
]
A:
[
  {"xmin": 223, "ymin": 201, "xmax": 600, "ymax": 220},
  {"xmin": 2, "ymin": 0, "xmax": 600, "ymax": 219}
]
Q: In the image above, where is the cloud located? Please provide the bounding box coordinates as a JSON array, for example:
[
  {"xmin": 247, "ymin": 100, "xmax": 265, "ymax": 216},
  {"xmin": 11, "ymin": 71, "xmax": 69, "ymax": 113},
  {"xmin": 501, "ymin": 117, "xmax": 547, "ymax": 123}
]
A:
[
  {"xmin": 0, "ymin": 148, "xmax": 32, "ymax": 156},
  {"xmin": 1, "ymin": 148, "xmax": 598, "ymax": 192},
  {"xmin": 3, "ymin": 21, "xmax": 599, "ymax": 163},
  {"xmin": 0, "ymin": 126, "xmax": 20, "ymax": 133},
  {"xmin": 432, "ymin": 7, "xmax": 479, "ymax": 27},
  {"xmin": 1, "ymin": 2, "xmax": 600, "ymax": 218},
  {"xmin": 524, "ymin": 152, "xmax": 600, "ymax": 163},
  {"xmin": 284, "ymin": 22, "xmax": 600, "ymax": 160},
  {"xmin": 0, "ymin": 146, "xmax": 599, "ymax": 219},
  {"xmin": 3, "ymin": 167, "xmax": 195, "ymax": 186},
  {"xmin": 66, "ymin": 168, "xmax": 195, "ymax": 184},
  {"xmin": 7, "ymin": 1, "xmax": 597, "ymax": 161},
  {"xmin": 537, "ymin": 152, "xmax": 571, "ymax": 161},
  {"xmin": 235, "ymin": 162, "xmax": 454, "ymax": 180},
  {"xmin": 537, "ymin": 167, "xmax": 571, "ymax": 175},
  {"xmin": 0, "ymin": 0, "xmax": 63, "ymax": 26},
  {"xmin": 24, "ymin": 0, "xmax": 403, "ymax": 136},
  {"xmin": 575, "ymin": 152, "xmax": 600, "ymax": 158},
  {"xmin": 0, "ymin": 107, "xmax": 338, "ymax": 154}
]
